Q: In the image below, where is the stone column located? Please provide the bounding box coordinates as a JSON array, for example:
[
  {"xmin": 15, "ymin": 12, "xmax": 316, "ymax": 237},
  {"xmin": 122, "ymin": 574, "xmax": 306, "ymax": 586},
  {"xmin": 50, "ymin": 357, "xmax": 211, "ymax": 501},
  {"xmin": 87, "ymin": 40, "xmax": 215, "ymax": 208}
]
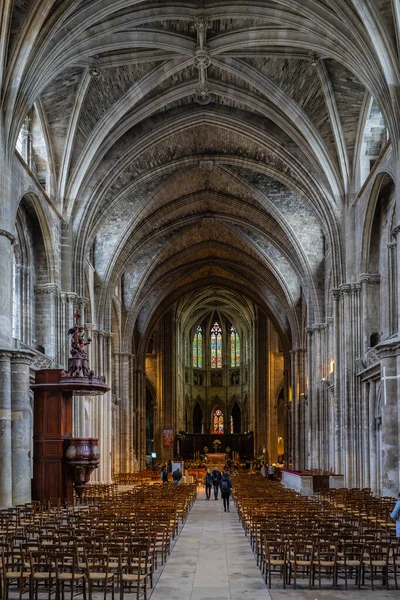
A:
[
  {"xmin": 339, "ymin": 284, "xmax": 361, "ymax": 486},
  {"xmin": 0, "ymin": 351, "xmax": 12, "ymax": 507},
  {"xmin": 58, "ymin": 292, "xmax": 77, "ymax": 369},
  {"xmin": 361, "ymin": 380, "xmax": 370, "ymax": 489},
  {"xmin": 376, "ymin": 341, "xmax": 400, "ymax": 496},
  {"xmin": 298, "ymin": 349, "xmax": 307, "ymax": 470},
  {"xmin": 0, "ymin": 230, "xmax": 14, "ymax": 345},
  {"xmin": 332, "ymin": 289, "xmax": 341, "ymax": 474},
  {"xmin": 34, "ymin": 284, "xmax": 58, "ymax": 359},
  {"xmin": 368, "ymin": 379, "xmax": 377, "ymax": 494},
  {"xmin": 305, "ymin": 327, "xmax": 313, "ymax": 469},
  {"xmin": 117, "ymin": 352, "xmax": 133, "ymax": 471},
  {"xmin": 11, "ymin": 350, "xmax": 34, "ymax": 505}
]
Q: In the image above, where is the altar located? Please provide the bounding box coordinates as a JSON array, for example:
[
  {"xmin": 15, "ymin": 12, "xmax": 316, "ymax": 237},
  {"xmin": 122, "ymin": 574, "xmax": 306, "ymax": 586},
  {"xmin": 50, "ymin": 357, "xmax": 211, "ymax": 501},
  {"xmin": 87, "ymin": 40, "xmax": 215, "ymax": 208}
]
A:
[
  {"xmin": 281, "ymin": 469, "xmax": 344, "ymax": 496},
  {"xmin": 175, "ymin": 432, "xmax": 254, "ymax": 460}
]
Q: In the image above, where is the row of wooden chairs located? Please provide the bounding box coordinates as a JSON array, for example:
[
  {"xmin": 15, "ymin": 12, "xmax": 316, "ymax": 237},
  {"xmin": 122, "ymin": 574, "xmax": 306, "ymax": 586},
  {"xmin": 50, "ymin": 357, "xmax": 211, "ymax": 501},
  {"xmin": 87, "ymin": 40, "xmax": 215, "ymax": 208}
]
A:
[
  {"xmin": 262, "ymin": 537, "xmax": 400, "ymax": 590},
  {"xmin": 232, "ymin": 474, "xmax": 399, "ymax": 590},
  {"xmin": 0, "ymin": 480, "xmax": 197, "ymax": 599},
  {"xmin": 2, "ymin": 544, "xmax": 151, "ymax": 600}
]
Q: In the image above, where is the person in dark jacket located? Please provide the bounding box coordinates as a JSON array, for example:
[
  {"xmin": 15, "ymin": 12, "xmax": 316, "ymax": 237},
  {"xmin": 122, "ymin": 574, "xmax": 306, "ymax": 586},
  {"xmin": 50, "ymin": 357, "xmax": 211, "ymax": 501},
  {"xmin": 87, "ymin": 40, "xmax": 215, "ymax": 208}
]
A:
[
  {"xmin": 220, "ymin": 471, "xmax": 233, "ymax": 512},
  {"xmin": 204, "ymin": 469, "xmax": 213, "ymax": 500},
  {"xmin": 173, "ymin": 467, "xmax": 182, "ymax": 486},
  {"xmin": 160, "ymin": 465, "xmax": 168, "ymax": 483},
  {"xmin": 212, "ymin": 467, "xmax": 222, "ymax": 500}
]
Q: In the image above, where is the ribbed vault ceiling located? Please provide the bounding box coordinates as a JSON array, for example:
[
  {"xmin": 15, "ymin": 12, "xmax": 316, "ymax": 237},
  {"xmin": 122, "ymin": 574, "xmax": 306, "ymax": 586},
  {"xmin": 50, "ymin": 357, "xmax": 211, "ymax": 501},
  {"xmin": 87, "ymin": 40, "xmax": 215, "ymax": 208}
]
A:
[{"xmin": 3, "ymin": 0, "xmax": 398, "ymax": 350}]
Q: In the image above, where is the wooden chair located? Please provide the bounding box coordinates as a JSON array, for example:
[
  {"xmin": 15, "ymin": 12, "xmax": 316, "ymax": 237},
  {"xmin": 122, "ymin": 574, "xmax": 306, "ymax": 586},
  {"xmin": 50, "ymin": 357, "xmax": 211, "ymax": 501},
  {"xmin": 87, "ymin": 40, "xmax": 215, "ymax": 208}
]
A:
[
  {"xmin": 264, "ymin": 540, "xmax": 287, "ymax": 588},
  {"xmin": 84, "ymin": 552, "xmax": 115, "ymax": 600},
  {"xmin": 1, "ymin": 549, "xmax": 31, "ymax": 600},
  {"xmin": 55, "ymin": 550, "xmax": 86, "ymax": 600},
  {"xmin": 336, "ymin": 542, "xmax": 363, "ymax": 589},
  {"xmin": 119, "ymin": 545, "xmax": 150, "ymax": 600},
  {"xmin": 313, "ymin": 540, "xmax": 337, "ymax": 589},
  {"xmin": 288, "ymin": 540, "xmax": 314, "ymax": 589},
  {"xmin": 363, "ymin": 542, "xmax": 391, "ymax": 590},
  {"xmin": 29, "ymin": 550, "xmax": 56, "ymax": 600}
]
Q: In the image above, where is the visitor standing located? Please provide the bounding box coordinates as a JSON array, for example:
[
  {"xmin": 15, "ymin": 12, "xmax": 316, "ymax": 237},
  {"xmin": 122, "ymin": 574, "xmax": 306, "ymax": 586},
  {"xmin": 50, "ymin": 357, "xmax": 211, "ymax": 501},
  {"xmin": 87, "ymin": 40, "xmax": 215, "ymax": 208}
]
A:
[
  {"xmin": 204, "ymin": 469, "xmax": 213, "ymax": 500},
  {"xmin": 260, "ymin": 463, "xmax": 267, "ymax": 477},
  {"xmin": 160, "ymin": 465, "xmax": 168, "ymax": 483},
  {"xmin": 212, "ymin": 466, "xmax": 222, "ymax": 500},
  {"xmin": 391, "ymin": 493, "xmax": 400, "ymax": 537},
  {"xmin": 220, "ymin": 471, "xmax": 232, "ymax": 512},
  {"xmin": 173, "ymin": 467, "xmax": 182, "ymax": 486},
  {"xmin": 268, "ymin": 464, "xmax": 275, "ymax": 481}
]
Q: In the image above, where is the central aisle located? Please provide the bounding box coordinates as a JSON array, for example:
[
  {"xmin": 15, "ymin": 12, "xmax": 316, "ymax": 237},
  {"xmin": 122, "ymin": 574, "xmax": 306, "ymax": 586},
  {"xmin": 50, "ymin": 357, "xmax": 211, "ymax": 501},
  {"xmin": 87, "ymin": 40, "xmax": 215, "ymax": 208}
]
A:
[{"xmin": 150, "ymin": 493, "xmax": 271, "ymax": 600}]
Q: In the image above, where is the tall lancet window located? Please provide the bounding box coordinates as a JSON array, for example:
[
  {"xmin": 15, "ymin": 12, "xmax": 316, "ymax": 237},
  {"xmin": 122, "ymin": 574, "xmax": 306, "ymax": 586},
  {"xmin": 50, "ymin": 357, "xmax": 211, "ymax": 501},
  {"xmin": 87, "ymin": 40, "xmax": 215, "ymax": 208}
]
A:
[
  {"xmin": 192, "ymin": 325, "xmax": 203, "ymax": 368},
  {"xmin": 230, "ymin": 325, "xmax": 240, "ymax": 367},
  {"xmin": 210, "ymin": 322, "xmax": 222, "ymax": 368},
  {"xmin": 213, "ymin": 409, "xmax": 224, "ymax": 433}
]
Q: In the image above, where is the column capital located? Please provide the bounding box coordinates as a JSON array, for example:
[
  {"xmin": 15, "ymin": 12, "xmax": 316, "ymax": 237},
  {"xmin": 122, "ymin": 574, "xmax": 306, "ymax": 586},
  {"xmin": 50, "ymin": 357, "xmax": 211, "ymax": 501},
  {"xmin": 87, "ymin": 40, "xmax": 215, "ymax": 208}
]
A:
[
  {"xmin": 59, "ymin": 291, "xmax": 77, "ymax": 303},
  {"xmin": 34, "ymin": 283, "xmax": 58, "ymax": 295},
  {"xmin": 391, "ymin": 224, "xmax": 400, "ymax": 237},
  {"xmin": 359, "ymin": 273, "xmax": 380, "ymax": 285},
  {"xmin": 375, "ymin": 338, "xmax": 400, "ymax": 359},
  {"xmin": 9, "ymin": 349, "xmax": 35, "ymax": 365},
  {"xmin": 0, "ymin": 229, "xmax": 15, "ymax": 245},
  {"xmin": 331, "ymin": 288, "xmax": 340, "ymax": 300},
  {"xmin": 77, "ymin": 296, "xmax": 89, "ymax": 307}
]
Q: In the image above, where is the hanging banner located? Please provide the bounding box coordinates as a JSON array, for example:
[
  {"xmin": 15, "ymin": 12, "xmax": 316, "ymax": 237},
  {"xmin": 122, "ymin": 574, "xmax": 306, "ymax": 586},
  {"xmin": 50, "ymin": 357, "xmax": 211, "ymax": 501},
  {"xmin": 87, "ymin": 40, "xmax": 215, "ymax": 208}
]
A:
[{"xmin": 163, "ymin": 429, "xmax": 173, "ymax": 448}]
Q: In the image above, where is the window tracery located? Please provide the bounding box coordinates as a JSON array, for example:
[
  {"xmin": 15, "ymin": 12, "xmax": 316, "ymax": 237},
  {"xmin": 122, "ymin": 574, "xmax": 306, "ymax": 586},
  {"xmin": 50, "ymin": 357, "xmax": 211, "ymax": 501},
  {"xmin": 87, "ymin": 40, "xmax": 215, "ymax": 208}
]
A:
[
  {"xmin": 213, "ymin": 408, "xmax": 224, "ymax": 434},
  {"xmin": 211, "ymin": 322, "xmax": 222, "ymax": 368}
]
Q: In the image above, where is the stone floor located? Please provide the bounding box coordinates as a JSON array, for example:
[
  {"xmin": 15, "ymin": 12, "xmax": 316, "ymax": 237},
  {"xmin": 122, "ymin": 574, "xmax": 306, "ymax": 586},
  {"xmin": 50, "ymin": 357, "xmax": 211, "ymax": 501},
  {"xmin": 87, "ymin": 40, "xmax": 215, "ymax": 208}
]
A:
[{"xmin": 149, "ymin": 490, "xmax": 400, "ymax": 600}]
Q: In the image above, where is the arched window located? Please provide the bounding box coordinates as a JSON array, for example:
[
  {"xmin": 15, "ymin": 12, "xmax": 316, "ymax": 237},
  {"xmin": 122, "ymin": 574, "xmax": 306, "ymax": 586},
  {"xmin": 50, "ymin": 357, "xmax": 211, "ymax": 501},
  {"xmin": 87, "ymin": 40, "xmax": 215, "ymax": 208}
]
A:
[
  {"xmin": 230, "ymin": 325, "xmax": 240, "ymax": 367},
  {"xmin": 192, "ymin": 325, "xmax": 203, "ymax": 368},
  {"xmin": 213, "ymin": 409, "xmax": 224, "ymax": 433},
  {"xmin": 211, "ymin": 322, "xmax": 222, "ymax": 368},
  {"xmin": 230, "ymin": 414, "xmax": 234, "ymax": 434}
]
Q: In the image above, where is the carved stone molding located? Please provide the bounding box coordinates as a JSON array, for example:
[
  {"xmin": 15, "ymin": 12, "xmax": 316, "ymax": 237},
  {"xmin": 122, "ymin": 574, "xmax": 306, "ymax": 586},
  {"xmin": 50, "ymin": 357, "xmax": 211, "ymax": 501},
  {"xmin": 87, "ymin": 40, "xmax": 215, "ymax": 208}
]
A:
[
  {"xmin": 331, "ymin": 288, "xmax": 340, "ymax": 301},
  {"xmin": 340, "ymin": 283, "xmax": 361, "ymax": 295},
  {"xmin": 0, "ymin": 229, "xmax": 15, "ymax": 244},
  {"xmin": 391, "ymin": 224, "xmax": 400, "ymax": 237},
  {"xmin": 9, "ymin": 349, "xmax": 35, "ymax": 365},
  {"xmin": 34, "ymin": 283, "xmax": 58, "ymax": 295},
  {"xmin": 59, "ymin": 292, "xmax": 77, "ymax": 304},
  {"xmin": 375, "ymin": 339, "xmax": 400, "ymax": 359},
  {"xmin": 77, "ymin": 296, "xmax": 89, "ymax": 307},
  {"xmin": 359, "ymin": 273, "xmax": 380, "ymax": 285}
]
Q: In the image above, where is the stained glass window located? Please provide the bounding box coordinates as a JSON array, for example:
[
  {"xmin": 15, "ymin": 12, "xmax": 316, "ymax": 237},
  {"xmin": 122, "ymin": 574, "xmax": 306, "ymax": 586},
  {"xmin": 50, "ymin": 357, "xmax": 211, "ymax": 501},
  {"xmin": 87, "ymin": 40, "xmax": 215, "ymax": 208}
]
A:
[
  {"xmin": 230, "ymin": 415, "xmax": 234, "ymax": 434},
  {"xmin": 230, "ymin": 326, "xmax": 240, "ymax": 367},
  {"xmin": 185, "ymin": 339, "xmax": 188, "ymax": 366},
  {"xmin": 211, "ymin": 322, "xmax": 222, "ymax": 368},
  {"xmin": 192, "ymin": 326, "xmax": 203, "ymax": 368},
  {"xmin": 213, "ymin": 409, "xmax": 224, "ymax": 434}
]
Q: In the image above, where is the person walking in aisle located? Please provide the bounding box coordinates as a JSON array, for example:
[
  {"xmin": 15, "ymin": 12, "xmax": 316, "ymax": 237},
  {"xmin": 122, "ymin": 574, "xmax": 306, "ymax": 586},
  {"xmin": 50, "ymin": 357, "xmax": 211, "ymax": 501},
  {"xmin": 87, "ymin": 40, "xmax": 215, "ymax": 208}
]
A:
[
  {"xmin": 391, "ymin": 493, "xmax": 400, "ymax": 537},
  {"xmin": 173, "ymin": 467, "xmax": 182, "ymax": 486},
  {"xmin": 212, "ymin": 466, "xmax": 222, "ymax": 500},
  {"xmin": 160, "ymin": 465, "xmax": 168, "ymax": 483},
  {"xmin": 204, "ymin": 469, "xmax": 213, "ymax": 500},
  {"xmin": 268, "ymin": 464, "xmax": 275, "ymax": 481},
  {"xmin": 221, "ymin": 471, "xmax": 232, "ymax": 512}
]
